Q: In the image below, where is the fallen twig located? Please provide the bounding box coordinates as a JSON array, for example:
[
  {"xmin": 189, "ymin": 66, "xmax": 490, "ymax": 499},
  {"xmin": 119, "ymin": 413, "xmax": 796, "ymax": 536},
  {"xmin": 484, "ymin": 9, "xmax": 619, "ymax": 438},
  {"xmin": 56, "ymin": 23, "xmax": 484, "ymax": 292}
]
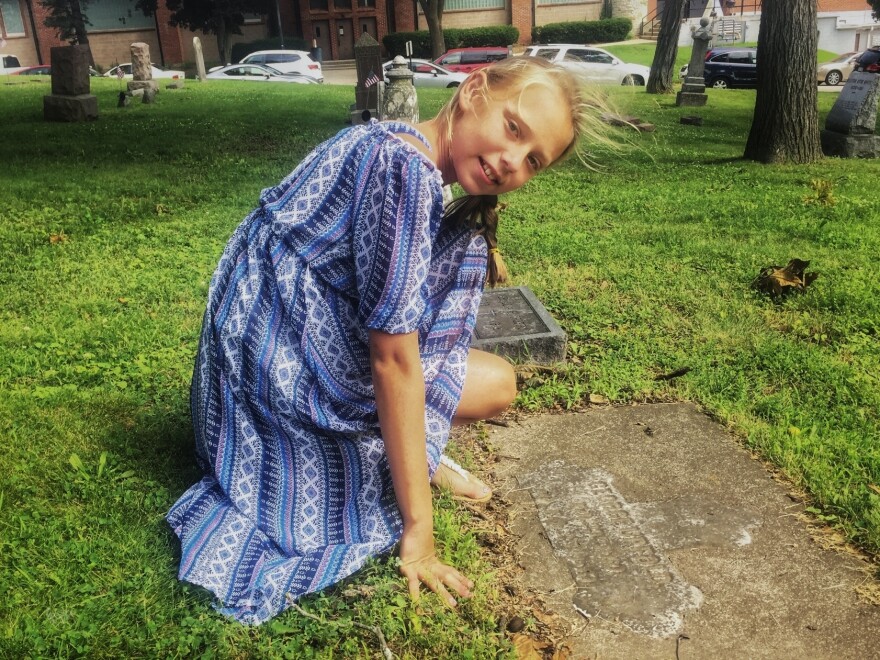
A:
[{"xmin": 286, "ymin": 594, "xmax": 394, "ymax": 660}]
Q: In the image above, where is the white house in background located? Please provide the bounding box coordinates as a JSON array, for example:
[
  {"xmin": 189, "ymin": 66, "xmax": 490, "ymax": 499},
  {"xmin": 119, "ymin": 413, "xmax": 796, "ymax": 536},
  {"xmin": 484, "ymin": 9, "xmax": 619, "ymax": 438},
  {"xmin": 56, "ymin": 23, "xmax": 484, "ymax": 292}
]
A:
[{"xmin": 656, "ymin": 0, "xmax": 879, "ymax": 55}]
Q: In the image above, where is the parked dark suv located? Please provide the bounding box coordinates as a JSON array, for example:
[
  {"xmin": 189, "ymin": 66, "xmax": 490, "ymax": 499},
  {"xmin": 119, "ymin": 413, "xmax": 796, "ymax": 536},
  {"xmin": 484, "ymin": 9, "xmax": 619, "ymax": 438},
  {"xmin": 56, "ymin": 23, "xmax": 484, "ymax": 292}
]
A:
[
  {"xmin": 854, "ymin": 46, "xmax": 880, "ymax": 74},
  {"xmin": 702, "ymin": 47, "xmax": 758, "ymax": 89}
]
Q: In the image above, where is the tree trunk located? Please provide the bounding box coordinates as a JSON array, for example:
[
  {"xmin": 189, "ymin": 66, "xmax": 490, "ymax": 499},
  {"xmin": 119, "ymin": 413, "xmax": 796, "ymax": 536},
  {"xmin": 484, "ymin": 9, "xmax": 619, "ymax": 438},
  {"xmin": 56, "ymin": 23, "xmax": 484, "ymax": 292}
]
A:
[
  {"xmin": 646, "ymin": 0, "xmax": 686, "ymax": 94},
  {"xmin": 216, "ymin": 20, "xmax": 230, "ymax": 65},
  {"xmin": 418, "ymin": 0, "xmax": 446, "ymax": 60},
  {"xmin": 744, "ymin": 0, "xmax": 822, "ymax": 164}
]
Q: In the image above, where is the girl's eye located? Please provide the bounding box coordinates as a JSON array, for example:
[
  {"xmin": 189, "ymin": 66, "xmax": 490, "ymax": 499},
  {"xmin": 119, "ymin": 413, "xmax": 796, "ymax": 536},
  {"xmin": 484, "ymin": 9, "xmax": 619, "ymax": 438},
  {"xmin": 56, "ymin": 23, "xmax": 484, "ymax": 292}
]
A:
[
  {"xmin": 507, "ymin": 120, "xmax": 519, "ymax": 135},
  {"xmin": 528, "ymin": 156, "xmax": 540, "ymax": 170}
]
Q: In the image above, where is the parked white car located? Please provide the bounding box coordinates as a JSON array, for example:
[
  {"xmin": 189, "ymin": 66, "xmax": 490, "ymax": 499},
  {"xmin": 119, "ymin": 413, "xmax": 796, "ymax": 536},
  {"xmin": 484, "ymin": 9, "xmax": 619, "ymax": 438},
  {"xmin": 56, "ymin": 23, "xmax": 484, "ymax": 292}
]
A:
[
  {"xmin": 522, "ymin": 44, "xmax": 650, "ymax": 85},
  {"xmin": 382, "ymin": 59, "xmax": 467, "ymax": 88},
  {"xmin": 1, "ymin": 53, "xmax": 26, "ymax": 75},
  {"xmin": 239, "ymin": 50, "xmax": 323, "ymax": 83},
  {"xmin": 103, "ymin": 63, "xmax": 185, "ymax": 80},
  {"xmin": 206, "ymin": 63, "xmax": 316, "ymax": 84}
]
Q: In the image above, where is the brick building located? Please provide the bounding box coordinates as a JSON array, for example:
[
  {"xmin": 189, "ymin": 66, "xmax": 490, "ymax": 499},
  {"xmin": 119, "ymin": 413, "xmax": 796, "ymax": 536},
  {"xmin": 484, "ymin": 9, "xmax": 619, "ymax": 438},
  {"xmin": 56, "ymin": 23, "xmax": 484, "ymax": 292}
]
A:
[
  {"xmin": 0, "ymin": 0, "xmax": 623, "ymax": 68},
  {"xmin": 1, "ymin": 0, "xmax": 876, "ymax": 70}
]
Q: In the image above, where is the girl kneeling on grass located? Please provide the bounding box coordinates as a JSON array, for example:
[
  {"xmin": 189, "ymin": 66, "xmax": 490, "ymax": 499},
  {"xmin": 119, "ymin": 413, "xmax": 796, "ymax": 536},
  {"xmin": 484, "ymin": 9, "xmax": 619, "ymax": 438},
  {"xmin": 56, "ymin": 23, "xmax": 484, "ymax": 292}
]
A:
[{"xmin": 168, "ymin": 56, "xmax": 606, "ymax": 624}]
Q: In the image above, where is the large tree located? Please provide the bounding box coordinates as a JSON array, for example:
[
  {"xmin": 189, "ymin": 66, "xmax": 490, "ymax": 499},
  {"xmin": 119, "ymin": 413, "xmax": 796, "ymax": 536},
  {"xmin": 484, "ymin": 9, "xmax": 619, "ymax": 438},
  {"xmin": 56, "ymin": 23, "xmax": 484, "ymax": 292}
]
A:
[
  {"xmin": 646, "ymin": 0, "xmax": 687, "ymax": 94},
  {"xmin": 137, "ymin": 0, "xmax": 270, "ymax": 65},
  {"xmin": 743, "ymin": 0, "xmax": 821, "ymax": 164},
  {"xmin": 419, "ymin": 0, "xmax": 446, "ymax": 61},
  {"xmin": 40, "ymin": 0, "xmax": 95, "ymax": 63},
  {"xmin": 870, "ymin": 0, "xmax": 879, "ymax": 21}
]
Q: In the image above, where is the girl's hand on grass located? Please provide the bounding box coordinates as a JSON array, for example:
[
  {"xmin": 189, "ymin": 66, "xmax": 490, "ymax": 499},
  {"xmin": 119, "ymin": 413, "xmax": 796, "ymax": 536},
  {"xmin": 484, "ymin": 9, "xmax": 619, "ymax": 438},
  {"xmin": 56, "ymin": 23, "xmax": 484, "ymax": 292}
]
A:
[{"xmin": 398, "ymin": 523, "xmax": 473, "ymax": 608}]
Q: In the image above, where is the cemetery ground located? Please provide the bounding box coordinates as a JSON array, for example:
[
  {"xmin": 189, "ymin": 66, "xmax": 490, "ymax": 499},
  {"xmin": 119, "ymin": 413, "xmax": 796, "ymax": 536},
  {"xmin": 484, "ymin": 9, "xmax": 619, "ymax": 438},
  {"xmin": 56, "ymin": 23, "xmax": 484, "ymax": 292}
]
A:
[{"xmin": 1, "ymin": 76, "xmax": 879, "ymax": 658}]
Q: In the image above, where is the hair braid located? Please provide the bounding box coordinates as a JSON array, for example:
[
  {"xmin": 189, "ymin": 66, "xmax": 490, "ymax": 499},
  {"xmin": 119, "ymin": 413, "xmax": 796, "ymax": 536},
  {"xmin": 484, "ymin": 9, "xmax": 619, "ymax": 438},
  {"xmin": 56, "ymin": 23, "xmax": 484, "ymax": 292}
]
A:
[{"xmin": 442, "ymin": 194, "xmax": 508, "ymax": 287}]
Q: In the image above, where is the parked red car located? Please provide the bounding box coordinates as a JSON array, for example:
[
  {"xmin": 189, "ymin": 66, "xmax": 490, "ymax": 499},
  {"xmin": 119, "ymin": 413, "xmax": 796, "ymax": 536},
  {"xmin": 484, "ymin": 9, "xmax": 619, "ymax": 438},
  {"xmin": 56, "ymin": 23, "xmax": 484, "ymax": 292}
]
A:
[{"xmin": 433, "ymin": 47, "xmax": 511, "ymax": 74}]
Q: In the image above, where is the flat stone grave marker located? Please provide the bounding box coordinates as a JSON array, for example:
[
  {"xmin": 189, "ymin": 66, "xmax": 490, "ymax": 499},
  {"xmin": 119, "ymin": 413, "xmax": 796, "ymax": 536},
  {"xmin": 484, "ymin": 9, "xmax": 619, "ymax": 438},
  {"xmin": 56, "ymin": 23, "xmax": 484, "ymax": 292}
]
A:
[{"xmin": 473, "ymin": 286, "xmax": 566, "ymax": 364}]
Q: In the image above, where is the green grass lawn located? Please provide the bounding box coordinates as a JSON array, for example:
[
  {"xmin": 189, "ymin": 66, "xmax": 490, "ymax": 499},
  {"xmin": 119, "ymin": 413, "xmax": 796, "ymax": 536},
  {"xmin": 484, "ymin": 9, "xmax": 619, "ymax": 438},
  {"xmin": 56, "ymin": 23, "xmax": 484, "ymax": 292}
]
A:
[{"xmin": 1, "ymin": 76, "xmax": 878, "ymax": 657}]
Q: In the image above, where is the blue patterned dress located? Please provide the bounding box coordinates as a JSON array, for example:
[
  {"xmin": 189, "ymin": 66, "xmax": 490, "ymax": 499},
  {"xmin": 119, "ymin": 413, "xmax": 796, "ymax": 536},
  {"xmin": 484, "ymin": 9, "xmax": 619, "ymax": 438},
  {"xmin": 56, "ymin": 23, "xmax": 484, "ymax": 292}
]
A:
[{"xmin": 167, "ymin": 121, "xmax": 488, "ymax": 624}]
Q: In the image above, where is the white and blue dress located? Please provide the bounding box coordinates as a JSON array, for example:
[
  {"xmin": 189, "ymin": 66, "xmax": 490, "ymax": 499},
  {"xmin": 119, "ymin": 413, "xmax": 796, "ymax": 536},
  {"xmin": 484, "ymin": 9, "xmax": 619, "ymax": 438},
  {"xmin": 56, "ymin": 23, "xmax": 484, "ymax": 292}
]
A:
[{"xmin": 167, "ymin": 120, "xmax": 488, "ymax": 624}]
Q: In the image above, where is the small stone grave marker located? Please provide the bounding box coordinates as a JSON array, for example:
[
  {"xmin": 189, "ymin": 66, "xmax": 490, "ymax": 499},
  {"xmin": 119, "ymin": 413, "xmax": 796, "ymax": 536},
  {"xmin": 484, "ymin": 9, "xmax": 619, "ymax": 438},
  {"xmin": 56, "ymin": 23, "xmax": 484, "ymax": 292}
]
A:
[
  {"xmin": 820, "ymin": 72, "xmax": 880, "ymax": 158},
  {"xmin": 473, "ymin": 286, "xmax": 566, "ymax": 364}
]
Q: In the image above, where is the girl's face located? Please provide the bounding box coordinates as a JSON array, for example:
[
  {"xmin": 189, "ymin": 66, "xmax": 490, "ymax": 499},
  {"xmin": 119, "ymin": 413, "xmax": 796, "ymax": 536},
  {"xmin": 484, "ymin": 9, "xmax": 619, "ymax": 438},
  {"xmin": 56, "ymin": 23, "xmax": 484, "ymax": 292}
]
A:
[{"xmin": 449, "ymin": 75, "xmax": 574, "ymax": 196}]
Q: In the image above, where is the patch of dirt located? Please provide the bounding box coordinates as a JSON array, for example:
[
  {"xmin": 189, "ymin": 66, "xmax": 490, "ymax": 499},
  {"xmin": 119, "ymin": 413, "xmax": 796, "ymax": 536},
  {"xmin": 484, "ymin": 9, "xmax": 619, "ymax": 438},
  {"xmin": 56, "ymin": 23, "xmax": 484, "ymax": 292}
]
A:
[{"xmin": 451, "ymin": 416, "xmax": 578, "ymax": 659}]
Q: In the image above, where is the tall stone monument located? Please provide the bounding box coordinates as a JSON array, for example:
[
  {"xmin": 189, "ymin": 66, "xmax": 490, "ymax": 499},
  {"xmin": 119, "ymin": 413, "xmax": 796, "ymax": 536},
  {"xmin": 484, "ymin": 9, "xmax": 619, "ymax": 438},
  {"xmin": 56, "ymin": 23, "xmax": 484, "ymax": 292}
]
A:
[
  {"xmin": 352, "ymin": 33, "xmax": 383, "ymax": 125},
  {"xmin": 676, "ymin": 18, "xmax": 712, "ymax": 107},
  {"xmin": 43, "ymin": 45, "xmax": 98, "ymax": 122},
  {"xmin": 820, "ymin": 72, "xmax": 880, "ymax": 158},
  {"xmin": 381, "ymin": 57, "xmax": 418, "ymax": 124},
  {"xmin": 128, "ymin": 42, "xmax": 158, "ymax": 102},
  {"xmin": 193, "ymin": 37, "xmax": 207, "ymax": 82}
]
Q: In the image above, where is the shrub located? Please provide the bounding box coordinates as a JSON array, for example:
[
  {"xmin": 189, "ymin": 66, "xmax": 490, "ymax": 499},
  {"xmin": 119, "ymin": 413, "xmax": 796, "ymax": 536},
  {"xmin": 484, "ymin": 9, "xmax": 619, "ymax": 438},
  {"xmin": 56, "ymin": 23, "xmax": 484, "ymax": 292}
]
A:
[
  {"xmin": 230, "ymin": 37, "xmax": 311, "ymax": 64},
  {"xmin": 531, "ymin": 18, "xmax": 631, "ymax": 45},
  {"xmin": 383, "ymin": 26, "xmax": 519, "ymax": 58}
]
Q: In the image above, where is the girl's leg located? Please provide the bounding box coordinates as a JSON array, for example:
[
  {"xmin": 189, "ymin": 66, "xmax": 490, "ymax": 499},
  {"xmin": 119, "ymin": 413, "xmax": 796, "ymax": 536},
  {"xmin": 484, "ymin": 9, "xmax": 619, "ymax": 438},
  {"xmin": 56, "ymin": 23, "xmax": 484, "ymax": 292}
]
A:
[
  {"xmin": 453, "ymin": 349, "xmax": 517, "ymax": 426},
  {"xmin": 431, "ymin": 349, "xmax": 516, "ymax": 500}
]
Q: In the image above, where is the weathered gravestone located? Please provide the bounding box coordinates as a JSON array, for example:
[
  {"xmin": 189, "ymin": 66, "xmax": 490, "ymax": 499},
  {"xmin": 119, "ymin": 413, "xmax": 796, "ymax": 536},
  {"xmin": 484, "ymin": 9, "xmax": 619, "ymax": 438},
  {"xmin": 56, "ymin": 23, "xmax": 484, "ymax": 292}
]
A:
[
  {"xmin": 381, "ymin": 56, "xmax": 418, "ymax": 123},
  {"xmin": 676, "ymin": 18, "xmax": 712, "ymax": 107},
  {"xmin": 473, "ymin": 286, "xmax": 567, "ymax": 364},
  {"xmin": 128, "ymin": 42, "xmax": 158, "ymax": 102},
  {"xmin": 43, "ymin": 45, "xmax": 98, "ymax": 122},
  {"xmin": 351, "ymin": 33, "xmax": 382, "ymax": 124},
  {"xmin": 820, "ymin": 72, "xmax": 880, "ymax": 158},
  {"xmin": 193, "ymin": 37, "xmax": 207, "ymax": 82}
]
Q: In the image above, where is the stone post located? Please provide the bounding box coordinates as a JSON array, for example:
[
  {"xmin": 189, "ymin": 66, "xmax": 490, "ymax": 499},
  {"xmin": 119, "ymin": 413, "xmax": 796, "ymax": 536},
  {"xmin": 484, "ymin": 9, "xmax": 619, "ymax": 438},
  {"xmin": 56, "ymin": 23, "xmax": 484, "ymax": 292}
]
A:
[
  {"xmin": 128, "ymin": 42, "xmax": 159, "ymax": 101},
  {"xmin": 193, "ymin": 37, "xmax": 207, "ymax": 82},
  {"xmin": 43, "ymin": 45, "xmax": 98, "ymax": 122},
  {"xmin": 381, "ymin": 56, "xmax": 418, "ymax": 124},
  {"xmin": 676, "ymin": 18, "xmax": 712, "ymax": 107}
]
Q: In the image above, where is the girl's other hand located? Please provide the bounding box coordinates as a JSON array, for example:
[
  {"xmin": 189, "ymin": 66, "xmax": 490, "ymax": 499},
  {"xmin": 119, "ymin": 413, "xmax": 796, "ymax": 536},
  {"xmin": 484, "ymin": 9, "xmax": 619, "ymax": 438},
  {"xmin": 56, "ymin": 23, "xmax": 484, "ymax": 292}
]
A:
[{"xmin": 398, "ymin": 522, "xmax": 473, "ymax": 607}]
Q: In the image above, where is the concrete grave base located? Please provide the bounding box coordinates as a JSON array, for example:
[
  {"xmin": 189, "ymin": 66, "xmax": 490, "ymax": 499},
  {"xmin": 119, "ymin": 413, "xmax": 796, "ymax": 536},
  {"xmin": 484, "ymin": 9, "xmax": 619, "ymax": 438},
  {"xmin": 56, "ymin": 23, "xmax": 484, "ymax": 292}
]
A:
[
  {"xmin": 489, "ymin": 403, "xmax": 880, "ymax": 658},
  {"xmin": 821, "ymin": 130, "xmax": 880, "ymax": 158},
  {"xmin": 676, "ymin": 91, "xmax": 708, "ymax": 107},
  {"xmin": 128, "ymin": 80, "xmax": 158, "ymax": 94},
  {"xmin": 43, "ymin": 94, "xmax": 98, "ymax": 122}
]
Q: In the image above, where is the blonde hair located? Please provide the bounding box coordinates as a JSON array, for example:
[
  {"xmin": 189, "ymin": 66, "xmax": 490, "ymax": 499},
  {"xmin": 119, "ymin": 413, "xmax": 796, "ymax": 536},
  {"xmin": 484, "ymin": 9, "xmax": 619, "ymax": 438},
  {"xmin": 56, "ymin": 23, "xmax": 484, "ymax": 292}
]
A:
[{"xmin": 439, "ymin": 56, "xmax": 613, "ymax": 286}]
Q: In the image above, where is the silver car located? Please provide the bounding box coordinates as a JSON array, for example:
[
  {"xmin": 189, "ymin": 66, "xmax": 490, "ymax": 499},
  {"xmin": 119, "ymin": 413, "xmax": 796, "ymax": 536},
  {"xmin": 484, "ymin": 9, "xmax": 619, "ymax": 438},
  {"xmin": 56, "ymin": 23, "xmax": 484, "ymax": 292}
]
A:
[
  {"xmin": 382, "ymin": 59, "xmax": 468, "ymax": 88},
  {"xmin": 817, "ymin": 52, "xmax": 859, "ymax": 86},
  {"xmin": 522, "ymin": 44, "xmax": 650, "ymax": 85},
  {"xmin": 206, "ymin": 63, "xmax": 317, "ymax": 84}
]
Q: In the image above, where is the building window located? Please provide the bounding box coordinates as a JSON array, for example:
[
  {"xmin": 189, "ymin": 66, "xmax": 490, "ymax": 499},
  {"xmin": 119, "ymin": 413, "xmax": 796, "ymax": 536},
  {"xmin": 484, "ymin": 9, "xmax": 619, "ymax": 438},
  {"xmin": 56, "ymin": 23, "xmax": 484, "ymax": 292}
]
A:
[
  {"xmin": 334, "ymin": 0, "xmax": 350, "ymax": 9},
  {"xmin": 444, "ymin": 0, "xmax": 504, "ymax": 9},
  {"xmin": 86, "ymin": 0, "xmax": 153, "ymax": 30},
  {"xmin": 310, "ymin": 0, "xmax": 329, "ymax": 11},
  {"xmin": 357, "ymin": 0, "xmax": 375, "ymax": 7},
  {"xmin": 0, "ymin": 0, "xmax": 26, "ymax": 35},
  {"xmin": 536, "ymin": 0, "xmax": 590, "ymax": 5}
]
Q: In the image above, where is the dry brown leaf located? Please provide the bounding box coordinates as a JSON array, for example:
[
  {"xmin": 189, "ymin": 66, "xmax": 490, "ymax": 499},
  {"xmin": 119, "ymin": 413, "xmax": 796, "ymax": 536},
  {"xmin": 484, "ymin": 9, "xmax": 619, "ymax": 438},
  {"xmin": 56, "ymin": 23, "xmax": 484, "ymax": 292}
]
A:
[
  {"xmin": 589, "ymin": 393, "xmax": 609, "ymax": 405},
  {"xmin": 868, "ymin": 484, "xmax": 880, "ymax": 496},
  {"xmin": 511, "ymin": 632, "xmax": 551, "ymax": 659},
  {"xmin": 752, "ymin": 259, "xmax": 818, "ymax": 297},
  {"xmin": 49, "ymin": 232, "xmax": 68, "ymax": 244}
]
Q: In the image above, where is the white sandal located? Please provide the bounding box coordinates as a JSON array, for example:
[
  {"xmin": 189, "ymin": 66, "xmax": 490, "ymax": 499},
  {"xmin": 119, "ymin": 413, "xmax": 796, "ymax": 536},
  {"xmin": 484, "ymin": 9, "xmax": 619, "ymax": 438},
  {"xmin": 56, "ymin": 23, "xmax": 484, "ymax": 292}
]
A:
[{"xmin": 434, "ymin": 455, "xmax": 492, "ymax": 503}]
